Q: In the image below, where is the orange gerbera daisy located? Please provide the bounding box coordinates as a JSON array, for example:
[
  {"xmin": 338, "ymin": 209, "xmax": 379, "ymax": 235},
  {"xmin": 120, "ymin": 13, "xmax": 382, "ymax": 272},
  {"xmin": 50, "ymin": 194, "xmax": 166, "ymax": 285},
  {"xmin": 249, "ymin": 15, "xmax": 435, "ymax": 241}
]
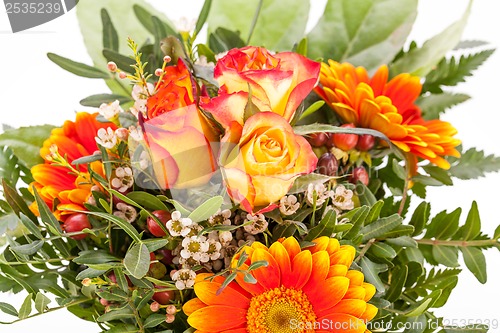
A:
[
  {"xmin": 30, "ymin": 112, "xmax": 115, "ymax": 220},
  {"xmin": 183, "ymin": 236, "xmax": 377, "ymax": 333},
  {"xmin": 314, "ymin": 60, "xmax": 461, "ymax": 169}
]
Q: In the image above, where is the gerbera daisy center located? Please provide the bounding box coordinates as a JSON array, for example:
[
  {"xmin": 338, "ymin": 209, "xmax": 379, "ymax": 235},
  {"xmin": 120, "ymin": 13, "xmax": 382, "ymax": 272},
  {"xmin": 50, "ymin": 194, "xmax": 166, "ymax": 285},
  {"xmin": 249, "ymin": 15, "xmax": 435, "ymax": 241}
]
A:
[{"xmin": 246, "ymin": 286, "xmax": 316, "ymax": 333}]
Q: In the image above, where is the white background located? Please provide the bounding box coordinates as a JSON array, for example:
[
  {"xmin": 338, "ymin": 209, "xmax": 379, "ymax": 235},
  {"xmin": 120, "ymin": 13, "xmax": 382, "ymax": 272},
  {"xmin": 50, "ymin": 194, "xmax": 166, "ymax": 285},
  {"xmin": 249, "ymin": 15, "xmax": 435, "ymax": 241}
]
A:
[{"xmin": 1, "ymin": 0, "xmax": 499, "ymax": 332}]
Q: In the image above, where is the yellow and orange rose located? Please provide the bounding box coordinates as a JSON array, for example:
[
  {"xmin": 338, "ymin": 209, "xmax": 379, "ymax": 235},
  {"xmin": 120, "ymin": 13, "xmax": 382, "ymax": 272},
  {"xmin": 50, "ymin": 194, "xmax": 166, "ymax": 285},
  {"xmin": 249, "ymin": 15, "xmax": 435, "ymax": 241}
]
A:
[
  {"xmin": 219, "ymin": 112, "xmax": 317, "ymax": 213},
  {"xmin": 202, "ymin": 46, "xmax": 321, "ymax": 127},
  {"xmin": 144, "ymin": 60, "xmax": 219, "ymax": 189}
]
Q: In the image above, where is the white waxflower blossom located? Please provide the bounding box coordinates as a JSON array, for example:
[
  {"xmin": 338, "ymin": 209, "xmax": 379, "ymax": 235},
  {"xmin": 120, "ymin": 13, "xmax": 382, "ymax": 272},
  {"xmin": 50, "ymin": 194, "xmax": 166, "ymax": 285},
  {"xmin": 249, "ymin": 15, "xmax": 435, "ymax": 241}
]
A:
[
  {"xmin": 174, "ymin": 17, "xmax": 196, "ymax": 33},
  {"xmin": 111, "ymin": 166, "xmax": 134, "ymax": 192},
  {"xmin": 279, "ymin": 195, "xmax": 300, "ymax": 215},
  {"xmin": 206, "ymin": 238, "xmax": 222, "ymax": 261},
  {"xmin": 178, "ymin": 255, "xmax": 201, "ymax": 268},
  {"xmin": 171, "ymin": 269, "xmax": 196, "ymax": 290},
  {"xmin": 331, "ymin": 185, "xmax": 354, "ymax": 211},
  {"xmin": 208, "ymin": 209, "xmax": 232, "ymax": 226},
  {"xmin": 128, "ymin": 126, "xmax": 144, "ymax": 142},
  {"xmin": 138, "ymin": 151, "xmax": 150, "ymax": 170},
  {"xmin": 131, "ymin": 84, "xmax": 154, "ymax": 101},
  {"xmin": 130, "ymin": 99, "xmax": 147, "ymax": 117},
  {"xmin": 113, "ymin": 203, "xmax": 137, "ymax": 223},
  {"xmin": 99, "ymin": 100, "xmax": 123, "ymax": 120},
  {"xmin": 218, "ymin": 231, "xmax": 233, "ymax": 246},
  {"xmin": 243, "ymin": 213, "xmax": 268, "ymax": 235},
  {"xmin": 195, "ymin": 55, "xmax": 215, "ymax": 69},
  {"xmin": 181, "ymin": 235, "xmax": 210, "ymax": 262},
  {"xmin": 166, "ymin": 211, "xmax": 194, "ymax": 237},
  {"xmin": 95, "ymin": 127, "xmax": 117, "ymax": 149},
  {"xmin": 306, "ymin": 182, "xmax": 333, "ymax": 207}
]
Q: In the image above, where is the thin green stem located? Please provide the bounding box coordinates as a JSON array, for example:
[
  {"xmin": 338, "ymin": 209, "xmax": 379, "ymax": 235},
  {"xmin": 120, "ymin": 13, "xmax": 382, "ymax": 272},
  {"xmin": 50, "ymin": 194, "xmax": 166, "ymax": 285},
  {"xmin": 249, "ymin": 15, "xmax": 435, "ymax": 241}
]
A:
[
  {"xmin": 355, "ymin": 238, "xmax": 376, "ymax": 262},
  {"xmin": 416, "ymin": 238, "xmax": 499, "ymax": 247},
  {"xmin": 0, "ymin": 256, "xmax": 76, "ymax": 266},
  {"xmin": 246, "ymin": 0, "xmax": 263, "ymax": 44}
]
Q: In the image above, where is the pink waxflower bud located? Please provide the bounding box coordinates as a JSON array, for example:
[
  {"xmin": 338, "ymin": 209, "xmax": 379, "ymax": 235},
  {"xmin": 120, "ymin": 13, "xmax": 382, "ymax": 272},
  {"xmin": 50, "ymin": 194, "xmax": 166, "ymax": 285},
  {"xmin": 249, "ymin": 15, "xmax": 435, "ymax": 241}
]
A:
[
  {"xmin": 165, "ymin": 314, "xmax": 175, "ymax": 323},
  {"xmin": 163, "ymin": 55, "xmax": 172, "ymax": 63},
  {"xmin": 150, "ymin": 301, "xmax": 161, "ymax": 312},
  {"xmin": 107, "ymin": 61, "xmax": 117, "ymax": 72},
  {"xmin": 155, "ymin": 68, "xmax": 164, "ymax": 76},
  {"xmin": 119, "ymin": 72, "xmax": 127, "ymax": 79}
]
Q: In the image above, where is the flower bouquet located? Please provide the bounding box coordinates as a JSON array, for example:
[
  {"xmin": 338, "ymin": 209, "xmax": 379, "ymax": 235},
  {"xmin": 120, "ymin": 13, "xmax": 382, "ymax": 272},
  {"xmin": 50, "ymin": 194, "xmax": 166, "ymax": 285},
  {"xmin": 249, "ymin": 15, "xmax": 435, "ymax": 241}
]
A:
[{"xmin": 1, "ymin": 0, "xmax": 499, "ymax": 332}]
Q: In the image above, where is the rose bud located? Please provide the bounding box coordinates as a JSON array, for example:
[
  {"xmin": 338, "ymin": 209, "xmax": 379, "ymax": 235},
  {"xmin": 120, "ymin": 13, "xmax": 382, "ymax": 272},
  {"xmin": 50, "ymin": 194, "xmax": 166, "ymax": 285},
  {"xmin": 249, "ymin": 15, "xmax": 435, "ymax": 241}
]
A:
[
  {"xmin": 350, "ymin": 166, "xmax": 370, "ymax": 186},
  {"xmin": 356, "ymin": 134, "xmax": 376, "ymax": 151},
  {"xmin": 332, "ymin": 124, "xmax": 358, "ymax": 151},
  {"xmin": 316, "ymin": 153, "xmax": 339, "ymax": 176},
  {"xmin": 147, "ymin": 210, "xmax": 172, "ymax": 237},
  {"xmin": 64, "ymin": 213, "xmax": 92, "ymax": 240},
  {"xmin": 306, "ymin": 132, "xmax": 328, "ymax": 147},
  {"xmin": 152, "ymin": 287, "xmax": 175, "ymax": 305}
]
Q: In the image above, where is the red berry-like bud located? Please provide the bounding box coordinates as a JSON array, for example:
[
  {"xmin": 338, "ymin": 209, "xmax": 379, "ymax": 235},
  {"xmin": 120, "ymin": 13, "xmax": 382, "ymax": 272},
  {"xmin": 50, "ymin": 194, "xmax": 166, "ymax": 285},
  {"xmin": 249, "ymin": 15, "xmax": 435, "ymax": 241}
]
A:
[
  {"xmin": 316, "ymin": 153, "xmax": 339, "ymax": 176},
  {"xmin": 332, "ymin": 124, "xmax": 358, "ymax": 151},
  {"xmin": 157, "ymin": 249, "xmax": 175, "ymax": 265},
  {"xmin": 152, "ymin": 287, "xmax": 175, "ymax": 305},
  {"xmin": 147, "ymin": 210, "xmax": 172, "ymax": 237},
  {"xmin": 350, "ymin": 167, "xmax": 370, "ymax": 186},
  {"xmin": 64, "ymin": 213, "xmax": 92, "ymax": 240},
  {"xmin": 356, "ymin": 134, "xmax": 376, "ymax": 151},
  {"xmin": 306, "ymin": 132, "xmax": 328, "ymax": 147}
]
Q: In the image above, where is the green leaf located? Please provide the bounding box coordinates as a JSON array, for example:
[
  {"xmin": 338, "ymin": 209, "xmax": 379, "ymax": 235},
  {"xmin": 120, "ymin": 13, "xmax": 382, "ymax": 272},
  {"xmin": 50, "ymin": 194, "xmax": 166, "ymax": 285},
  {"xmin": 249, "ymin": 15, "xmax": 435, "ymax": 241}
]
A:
[
  {"xmin": 124, "ymin": 242, "xmax": 150, "ymax": 279},
  {"xmin": 305, "ymin": 210, "xmax": 337, "ymax": 241},
  {"xmin": 0, "ymin": 213, "xmax": 19, "ymax": 236},
  {"xmin": 405, "ymin": 289, "xmax": 442, "ymax": 317},
  {"xmin": 449, "ymin": 147, "xmax": 500, "ymax": 180},
  {"xmin": 32, "ymin": 187, "xmax": 63, "ymax": 234},
  {"xmin": 188, "ymin": 196, "xmax": 224, "ymax": 223},
  {"xmin": 299, "ymin": 100, "xmax": 325, "ymax": 121},
  {"xmin": 417, "ymin": 93, "xmax": 470, "ymax": 120},
  {"xmin": 434, "ymin": 208, "xmax": 461, "ymax": 240},
  {"xmin": 74, "ymin": 250, "xmax": 121, "ymax": 265},
  {"xmin": 208, "ymin": 27, "xmax": 245, "ymax": 54},
  {"xmin": 391, "ymin": 1, "xmax": 472, "ymax": 76},
  {"xmin": 113, "ymin": 268, "xmax": 130, "ymax": 292},
  {"xmin": 96, "ymin": 287, "xmax": 128, "ymax": 302},
  {"xmin": 360, "ymin": 257, "xmax": 387, "ymax": 292},
  {"xmin": 308, "ymin": 0, "xmax": 417, "ymax": 71},
  {"xmin": 423, "ymin": 49, "xmax": 495, "ymax": 93},
  {"xmin": 34, "ymin": 292, "xmax": 51, "ymax": 313},
  {"xmin": 80, "ymin": 94, "xmax": 131, "ymax": 108},
  {"xmin": 11, "ymin": 240, "xmax": 44, "ymax": 256},
  {"xmin": 0, "ymin": 125, "xmax": 55, "ymax": 167},
  {"xmin": 365, "ymin": 200, "xmax": 384, "ymax": 225},
  {"xmin": 18, "ymin": 294, "xmax": 32, "ymax": 319},
  {"xmin": 410, "ymin": 201, "xmax": 430, "ymax": 236},
  {"xmin": 0, "ymin": 302, "xmax": 18, "ymax": 317},
  {"xmin": 85, "ymin": 211, "xmax": 142, "ymax": 243},
  {"xmin": 77, "ymin": 0, "xmax": 174, "ymax": 70},
  {"xmin": 194, "ymin": 0, "xmax": 212, "ymax": 39},
  {"xmin": 208, "ymin": 0, "xmax": 310, "ymax": 51},
  {"xmin": 101, "ymin": 8, "xmax": 119, "ymax": 52},
  {"xmin": 462, "ymin": 201, "xmax": 481, "ymax": 240},
  {"xmin": 385, "ymin": 236, "xmax": 417, "ymax": 248},
  {"xmin": 2, "ymin": 180, "xmax": 36, "ymax": 222},
  {"xmin": 76, "ymin": 267, "xmax": 108, "ymax": 280},
  {"xmin": 369, "ymin": 242, "xmax": 396, "ymax": 259},
  {"xmin": 385, "ymin": 265, "xmax": 408, "ymax": 302},
  {"xmin": 47, "ymin": 53, "xmax": 109, "ymax": 79},
  {"xmin": 360, "ymin": 214, "xmax": 402, "ymax": 242},
  {"xmin": 19, "ymin": 214, "xmax": 43, "ymax": 240},
  {"xmin": 378, "ymin": 224, "xmax": 414, "ymax": 239},
  {"xmin": 143, "ymin": 239, "xmax": 169, "ymax": 252},
  {"xmin": 422, "ymin": 165, "xmax": 453, "ymax": 186},
  {"xmin": 144, "ymin": 314, "xmax": 168, "ymax": 328},
  {"xmin": 97, "ymin": 307, "xmax": 135, "ymax": 322},
  {"xmin": 432, "ymin": 246, "xmax": 459, "ymax": 267},
  {"xmin": 126, "ymin": 192, "xmax": 169, "ymax": 211},
  {"xmin": 460, "ymin": 247, "xmax": 487, "ymax": 284},
  {"xmin": 102, "ymin": 49, "xmax": 136, "ymax": 73}
]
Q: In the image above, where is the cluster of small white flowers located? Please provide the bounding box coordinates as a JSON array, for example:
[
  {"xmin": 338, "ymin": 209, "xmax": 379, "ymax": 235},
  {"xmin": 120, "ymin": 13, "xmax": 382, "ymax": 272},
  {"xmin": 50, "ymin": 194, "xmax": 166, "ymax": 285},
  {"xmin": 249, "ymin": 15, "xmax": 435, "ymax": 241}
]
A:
[
  {"xmin": 130, "ymin": 84, "xmax": 154, "ymax": 117},
  {"xmin": 171, "ymin": 268, "xmax": 196, "ymax": 290},
  {"xmin": 180, "ymin": 235, "xmax": 210, "ymax": 262},
  {"xmin": 113, "ymin": 203, "xmax": 137, "ymax": 223},
  {"xmin": 208, "ymin": 209, "xmax": 232, "ymax": 226},
  {"xmin": 279, "ymin": 195, "xmax": 300, "ymax": 215},
  {"xmin": 95, "ymin": 127, "xmax": 117, "ymax": 149},
  {"xmin": 99, "ymin": 100, "xmax": 123, "ymax": 120},
  {"xmin": 138, "ymin": 151, "xmax": 150, "ymax": 170},
  {"xmin": 331, "ymin": 184, "xmax": 354, "ymax": 211},
  {"xmin": 128, "ymin": 126, "xmax": 144, "ymax": 142},
  {"xmin": 166, "ymin": 211, "xmax": 194, "ymax": 237},
  {"xmin": 243, "ymin": 213, "xmax": 268, "ymax": 235},
  {"xmin": 306, "ymin": 182, "xmax": 333, "ymax": 206},
  {"xmin": 111, "ymin": 166, "xmax": 134, "ymax": 192}
]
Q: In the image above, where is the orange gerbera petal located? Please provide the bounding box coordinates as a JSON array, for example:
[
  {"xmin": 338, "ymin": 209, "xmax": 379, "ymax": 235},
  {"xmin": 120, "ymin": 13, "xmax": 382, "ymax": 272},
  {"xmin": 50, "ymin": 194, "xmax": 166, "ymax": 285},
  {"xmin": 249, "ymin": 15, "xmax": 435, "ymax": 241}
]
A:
[
  {"xmin": 184, "ymin": 237, "xmax": 377, "ymax": 332},
  {"xmin": 30, "ymin": 112, "xmax": 115, "ymax": 219},
  {"xmin": 315, "ymin": 60, "xmax": 460, "ymax": 170}
]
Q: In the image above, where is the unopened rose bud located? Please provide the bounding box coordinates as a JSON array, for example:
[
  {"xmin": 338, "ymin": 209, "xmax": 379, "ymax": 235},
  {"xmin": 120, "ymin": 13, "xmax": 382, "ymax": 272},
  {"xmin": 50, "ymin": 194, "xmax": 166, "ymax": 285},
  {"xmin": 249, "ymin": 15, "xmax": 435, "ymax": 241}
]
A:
[
  {"xmin": 150, "ymin": 301, "xmax": 161, "ymax": 312},
  {"xmin": 165, "ymin": 314, "xmax": 175, "ymax": 323},
  {"xmin": 350, "ymin": 166, "xmax": 369, "ymax": 186},
  {"xmin": 166, "ymin": 305, "xmax": 177, "ymax": 315},
  {"xmin": 331, "ymin": 124, "xmax": 358, "ymax": 151},
  {"xmin": 107, "ymin": 61, "xmax": 117, "ymax": 72},
  {"xmin": 356, "ymin": 134, "xmax": 376, "ymax": 151},
  {"xmin": 316, "ymin": 153, "xmax": 339, "ymax": 176},
  {"xmin": 306, "ymin": 132, "xmax": 328, "ymax": 147}
]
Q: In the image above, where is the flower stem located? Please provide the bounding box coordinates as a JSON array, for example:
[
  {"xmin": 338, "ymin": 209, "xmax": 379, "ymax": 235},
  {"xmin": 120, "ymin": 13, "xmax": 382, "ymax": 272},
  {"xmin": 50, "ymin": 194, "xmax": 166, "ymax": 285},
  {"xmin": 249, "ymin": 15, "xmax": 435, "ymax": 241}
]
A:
[{"xmin": 355, "ymin": 238, "xmax": 376, "ymax": 262}]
